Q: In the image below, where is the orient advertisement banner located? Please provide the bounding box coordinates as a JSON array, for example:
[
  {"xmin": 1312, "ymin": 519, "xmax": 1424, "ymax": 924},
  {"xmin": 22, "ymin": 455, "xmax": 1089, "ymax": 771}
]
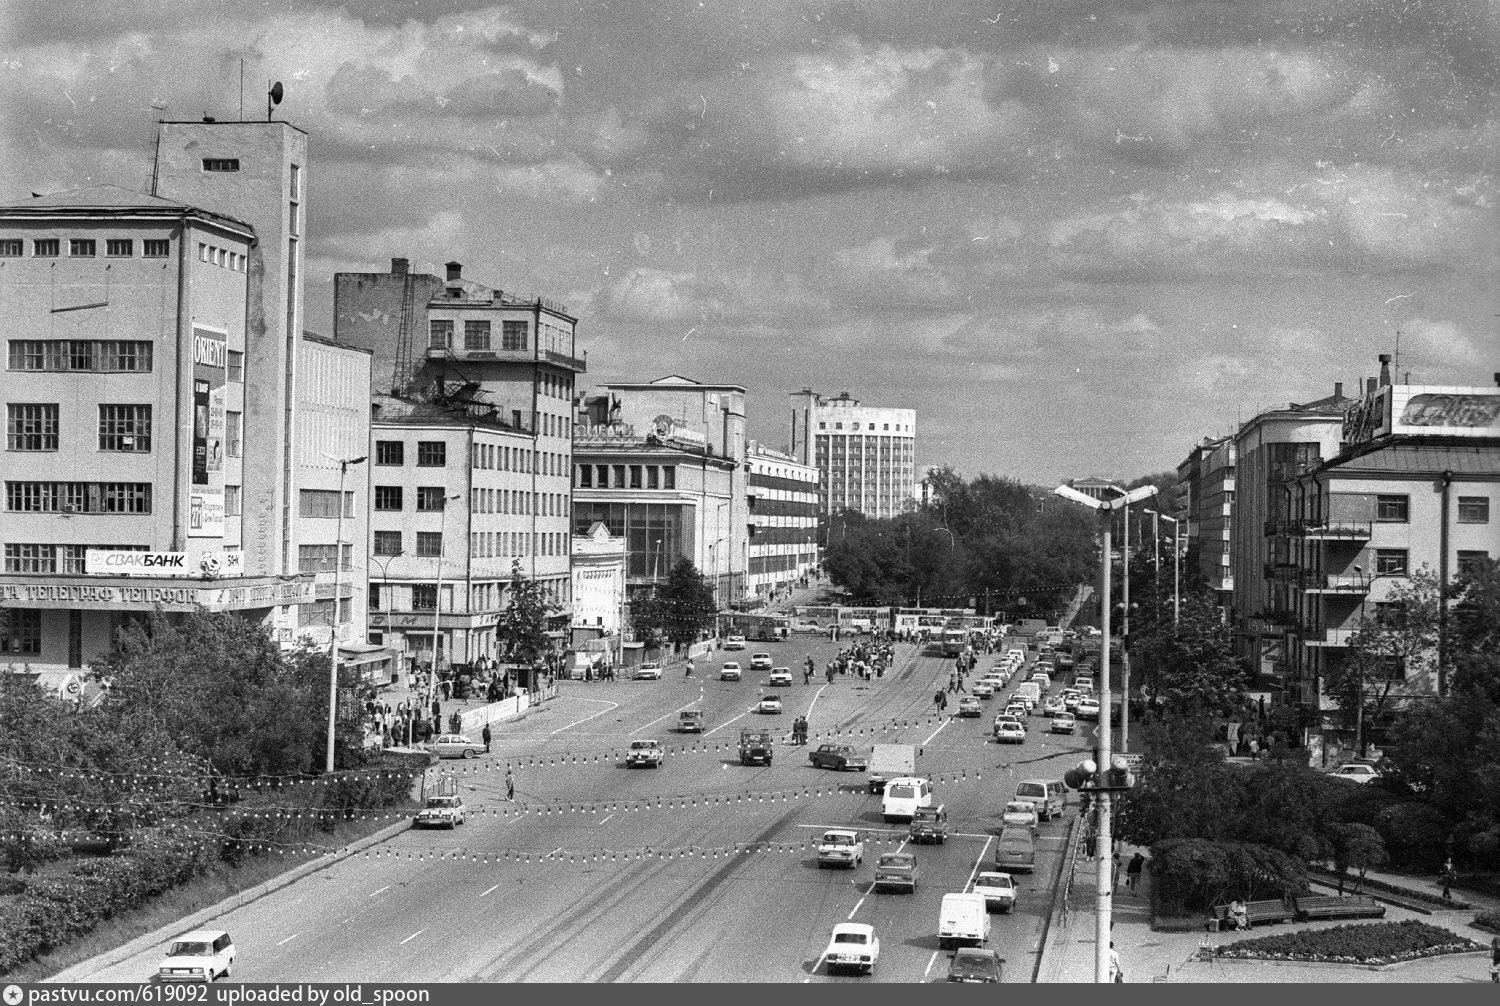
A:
[{"xmin": 189, "ymin": 326, "xmax": 228, "ymax": 537}]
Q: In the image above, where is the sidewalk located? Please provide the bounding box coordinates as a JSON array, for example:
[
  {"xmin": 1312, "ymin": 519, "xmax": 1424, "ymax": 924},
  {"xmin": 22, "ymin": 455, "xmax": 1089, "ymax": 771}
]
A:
[{"xmin": 1038, "ymin": 840, "xmax": 1498, "ymax": 983}]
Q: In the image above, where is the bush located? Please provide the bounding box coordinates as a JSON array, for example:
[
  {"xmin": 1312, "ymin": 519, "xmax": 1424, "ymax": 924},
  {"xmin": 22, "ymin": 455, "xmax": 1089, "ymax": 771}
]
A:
[
  {"xmin": 1474, "ymin": 908, "xmax": 1500, "ymax": 933},
  {"xmin": 1150, "ymin": 838, "xmax": 1307, "ymax": 916},
  {"xmin": 1374, "ymin": 802, "xmax": 1454, "ymax": 872},
  {"xmin": 1216, "ymin": 920, "xmax": 1482, "ymax": 964}
]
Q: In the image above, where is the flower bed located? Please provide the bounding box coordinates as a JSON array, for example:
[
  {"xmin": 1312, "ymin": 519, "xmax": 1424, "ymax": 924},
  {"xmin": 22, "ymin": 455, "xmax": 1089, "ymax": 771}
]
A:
[{"xmin": 1215, "ymin": 920, "xmax": 1483, "ymax": 966}]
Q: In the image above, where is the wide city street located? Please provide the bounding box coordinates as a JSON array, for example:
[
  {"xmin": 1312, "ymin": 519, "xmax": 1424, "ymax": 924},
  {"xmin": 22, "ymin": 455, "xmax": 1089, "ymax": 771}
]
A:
[{"xmin": 73, "ymin": 635, "xmax": 1091, "ymax": 984}]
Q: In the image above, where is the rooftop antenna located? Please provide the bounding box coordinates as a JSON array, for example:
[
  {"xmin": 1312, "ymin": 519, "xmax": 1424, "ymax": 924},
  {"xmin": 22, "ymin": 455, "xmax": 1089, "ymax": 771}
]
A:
[
  {"xmin": 148, "ymin": 103, "xmax": 167, "ymax": 196},
  {"xmin": 267, "ymin": 80, "xmax": 283, "ymax": 122},
  {"xmin": 240, "ymin": 60, "xmax": 245, "ymax": 121}
]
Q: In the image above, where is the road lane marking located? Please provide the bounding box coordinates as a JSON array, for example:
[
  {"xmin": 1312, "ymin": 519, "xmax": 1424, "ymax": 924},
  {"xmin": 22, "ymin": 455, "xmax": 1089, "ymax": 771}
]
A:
[
  {"xmin": 480, "ymin": 884, "xmax": 500, "ymax": 898},
  {"xmin": 549, "ymin": 699, "xmax": 620, "ymax": 735},
  {"xmin": 963, "ymin": 836, "xmax": 996, "ymax": 891},
  {"xmin": 924, "ymin": 951, "xmax": 939, "ymax": 978},
  {"xmin": 703, "ymin": 708, "xmax": 751, "ymax": 737},
  {"xmin": 598, "ymin": 813, "xmax": 615, "ymax": 826},
  {"xmin": 922, "ymin": 717, "xmax": 951, "ymax": 746},
  {"xmin": 399, "ymin": 930, "xmax": 423, "ymax": 945},
  {"xmin": 804, "ymin": 682, "xmax": 831, "ymax": 722},
  {"xmin": 846, "ymin": 896, "xmax": 866, "ymax": 919},
  {"xmin": 370, "ymin": 885, "xmax": 389, "ymax": 897},
  {"xmin": 277, "ymin": 932, "xmax": 301, "ymax": 946},
  {"xmin": 632, "ymin": 700, "xmax": 699, "ymax": 735}
]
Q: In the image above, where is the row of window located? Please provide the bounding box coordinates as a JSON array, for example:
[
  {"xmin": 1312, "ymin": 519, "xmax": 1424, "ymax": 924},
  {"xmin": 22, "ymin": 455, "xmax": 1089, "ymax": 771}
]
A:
[
  {"xmin": 1, "ymin": 238, "xmax": 171, "ymax": 259},
  {"xmin": 471, "ymin": 530, "xmax": 568, "ymax": 558},
  {"xmin": 369, "ymin": 577, "xmax": 569, "ymax": 613},
  {"xmin": 817, "ymin": 421, "xmax": 912, "ymax": 433},
  {"xmin": 8, "ymin": 404, "xmax": 153, "ymax": 452},
  {"xmin": 429, "ymin": 318, "xmax": 529, "ymax": 352},
  {"xmin": 3, "ymin": 543, "xmax": 147, "ymax": 574},
  {"xmin": 5, "ymin": 482, "xmax": 151, "ymax": 513},
  {"xmin": 375, "ymin": 440, "xmax": 447, "ymax": 467},
  {"xmin": 198, "ymin": 242, "xmax": 247, "ymax": 272},
  {"xmin": 575, "ymin": 464, "xmax": 678, "ymax": 490},
  {"xmin": 1369, "ymin": 548, "xmax": 1492, "ymax": 577},
  {"xmin": 374, "ymin": 530, "xmax": 444, "ymax": 557},
  {"xmin": 297, "ymin": 544, "xmax": 354, "ymax": 574},
  {"xmin": 1374, "ymin": 494, "xmax": 1490, "ymax": 524},
  {"xmin": 8, "ymin": 340, "xmax": 155, "ymax": 373}
]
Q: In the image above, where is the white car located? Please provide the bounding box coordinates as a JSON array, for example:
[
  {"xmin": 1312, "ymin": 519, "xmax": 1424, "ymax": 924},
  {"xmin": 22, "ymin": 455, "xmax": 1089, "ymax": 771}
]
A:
[
  {"xmin": 816, "ymin": 828, "xmax": 865, "ymax": 869},
  {"xmin": 971, "ymin": 681, "xmax": 995, "ymax": 699},
  {"xmin": 724, "ymin": 635, "xmax": 747, "ymax": 650},
  {"xmin": 994, "ymin": 721, "xmax": 1026, "ymax": 744},
  {"xmin": 720, "ymin": 661, "xmax": 742, "ymax": 681},
  {"xmin": 1050, "ymin": 712, "xmax": 1077, "ymax": 735},
  {"xmin": 758, "ymin": 694, "xmax": 783, "ymax": 715},
  {"xmin": 626, "ymin": 739, "xmax": 664, "ymax": 768},
  {"xmin": 429, "ymin": 733, "xmax": 485, "ymax": 759},
  {"xmin": 157, "ymin": 930, "xmax": 235, "ymax": 983},
  {"xmin": 970, "ymin": 871, "xmax": 1017, "ymax": 913},
  {"xmin": 1331, "ymin": 763, "xmax": 1380, "ymax": 784},
  {"xmin": 414, "ymin": 795, "xmax": 466, "ymax": 828},
  {"xmin": 634, "ymin": 662, "xmax": 663, "ymax": 680},
  {"xmin": 750, "ymin": 652, "xmax": 773, "ymax": 670},
  {"xmin": 822, "ymin": 923, "xmax": 880, "ymax": 975},
  {"xmin": 1042, "ymin": 695, "xmax": 1066, "ymax": 716},
  {"xmin": 768, "ymin": 667, "xmax": 794, "ymax": 686},
  {"xmin": 1001, "ymin": 800, "xmax": 1039, "ymax": 829},
  {"xmin": 1076, "ymin": 697, "xmax": 1101, "ymax": 721}
]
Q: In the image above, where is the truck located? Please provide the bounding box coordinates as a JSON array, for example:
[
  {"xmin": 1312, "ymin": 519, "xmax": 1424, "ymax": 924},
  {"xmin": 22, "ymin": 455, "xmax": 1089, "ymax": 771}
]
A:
[
  {"xmin": 866, "ymin": 743, "xmax": 916, "ymax": 795},
  {"xmin": 738, "ymin": 728, "xmax": 774, "ymax": 766},
  {"xmin": 938, "ymin": 892, "xmax": 991, "ymax": 950}
]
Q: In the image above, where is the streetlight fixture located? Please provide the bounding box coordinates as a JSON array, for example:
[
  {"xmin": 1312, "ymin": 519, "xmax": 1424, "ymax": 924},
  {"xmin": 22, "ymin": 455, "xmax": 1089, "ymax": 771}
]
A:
[
  {"xmin": 1143, "ymin": 509, "xmax": 1182, "ymax": 625},
  {"xmin": 326, "ymin": 454, "xmax": 366, "ymax": 774},
  {"xmin": 427, "ymin": 492, "xmax": 462, "ymax": 725},
  {"xmin": 371, "ymin": 549, "xmax": 405, "ymax": 740},
  {"xmin": 1052, "ymin": 479, "xmax": 1156, "ymax": 984}
]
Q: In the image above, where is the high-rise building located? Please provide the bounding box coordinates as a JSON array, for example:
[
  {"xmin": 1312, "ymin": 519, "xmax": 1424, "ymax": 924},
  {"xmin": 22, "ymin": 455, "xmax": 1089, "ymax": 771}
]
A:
[
  {"xmin": 788, "ymin": 389, "xmax": 916, "ymax": 519},
  {"xmin": 0, "ymin": 121, "xmax": 370, "ymax": 679},
  {"xmin": 745, "ymin": 442, "xmax": 820, "ymax": 598}
]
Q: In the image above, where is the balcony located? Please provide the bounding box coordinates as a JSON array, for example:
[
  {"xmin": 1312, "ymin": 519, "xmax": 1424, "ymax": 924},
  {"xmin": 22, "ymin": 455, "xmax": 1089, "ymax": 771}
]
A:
[
  {"xmin": 1304, "ymin": 574, "xmax": 1369, "ymax": 594},
  {"xmin": 1263, "ymin": 519, "xmax": 1372, "ymax": 539},
  {"xmin": 426, "ymin": 344, "xmax": 587, "ymax": 373},
  {"xmin": 1303, "ymin": 627, "xmax": 1356, "ymax": 647}
]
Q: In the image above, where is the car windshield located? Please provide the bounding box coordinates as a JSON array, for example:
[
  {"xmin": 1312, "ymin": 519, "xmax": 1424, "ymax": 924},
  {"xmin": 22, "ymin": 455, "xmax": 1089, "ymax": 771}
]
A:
[
  {"xmin": 427, "ymin": 797, "xmax": 458, "ymax": 808},
  {"xmin": 978, "ymin": 874, "xmax": 1012, "ymax": 888},
  {"xmin": 823, "ymin": 833, "xmax": 854, "ymax": 845},
  {"xmin": 888, "ymin": 785, "xmax": 915, "ymax": 799},
  {"xmin": 1017, "ymin": 785, "xmax": 1043, "ymax": 798},
  {"xmin": 630, "ymin": 741, "xmax": 655, "ymax": 750},
  {"xmin": 169, "ymin": 942, "xmax": 213, "ymax": 957},
  {"xmin": 879, "ymin": 855, "xmax": 913, "ymax": 867},
  {"xmin": 833, "ymin": 932, "xmax": 868, "ymax": 946}
]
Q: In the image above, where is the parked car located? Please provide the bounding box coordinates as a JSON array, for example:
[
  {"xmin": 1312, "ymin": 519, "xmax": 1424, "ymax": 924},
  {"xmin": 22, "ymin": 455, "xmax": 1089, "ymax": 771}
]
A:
[
  {"xmin": 1330, "ymin": 763, "xmax": 1381, "ymax": 784},
  {"xmin": 719, "ymin": 661, "xmax": 742, "ymax": 681},
  {"xmin": 634, "ymin": 662, "xmax": 663, "ymax": 680},
  {"xmin": 429, "ymin": 733, "xmax": 485, "ymax": 759},
  {"xmin": 994, "ymin": 721, "xmax": 1026, "ymax": 744},
  {"xmin": 817, "ymin": 828, "xmax": 865, "ymax": 869},
  {"xmin": 750, "ymin": 652, "xmax": 773, "ymax": 670},
  {"xmin": 1000, "ymin": 800, "xmax": 1038, "ymax": 829},
  {"xmin": 970, "ymin": 871, "xmax": 1017, "ymax": 913},
  {"xmin": 757, "ymin": 693, "xmax": 783, "ymax": 715},
  {"xmin": 723, "ymin": 635, "xmax": 747, "ymax": 650},
  {"xmin": 414, "ymin": 795, "xmax": 466, "ymax": 828},
  {"xmin": 956, "ymin": 696, "xmax": 983, "ymax": 717},
  {"xmin": 946, "ymin": 947, "xmax": 1005, "ymax": 983},
  {"xmin": 822, "ymin": 923, "xmax": 879, "ymax": 975},
  {"xmin": 768, "ymin": 667, "xmax": 794, "ymax": 686},
  {"xmin": 809, "ymin": 743, "xmax": 868, "ymax": 771},
  {"xmin": 1050, "ymin": 711, "xmax": 1077, "ymax": 735},
  {"xmin": 625, "ymin": 739, "xmax": 664, "ymax": 768},
  {"xmin": 873, "ymin": 851, "xmax": 918, "ymax": 892},
  {"xmin": 156, "ymin": 930, "xmax": 235, "ymax": 983}
]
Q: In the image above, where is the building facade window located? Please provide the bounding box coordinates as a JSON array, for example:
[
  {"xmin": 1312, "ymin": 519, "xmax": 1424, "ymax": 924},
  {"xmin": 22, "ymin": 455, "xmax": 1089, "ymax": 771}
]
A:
[
  {"xmin": 375, "ymin": 440, "xmax": 404, "ymax": 466},
  {"xmin": 415, "ymin": 531, "xmax": 443, "ymax": 557},
  {"xmin": 7, "ymin": 340, "xmax": 153, "ymax": 373},
  {"xmin": 3, "ymin": 543, "xmax": 57, "ymax": 573},
  {"xmin": 1457, "ymin": 551, "xmax": 1490, "ymax": 577},
  {"xmin": 226, "ymin": 350, "xmax": 244, "ymax": 382},
  {"xmin": 142, "ymin": 239, "xmax": 170, "ymax": 258},
  {"xmin": 1376, "ymin": 494, "xmax": 1410, "ymax": 522},
  {"xmin": 415, "ymin": 487, "xmax": 447, "ymax": 511},
  {"xmin": 202, "ymin": 158, "xmax": 241, "ymax": 172},
  {"xmin": 1374, "ymin": 548, "xmax": 1409, "ymax": 576},
  {"xmin": 501, "ymin": 320, "xmax": 527, "ymax": 351},
  {"xmin": 0, "ymin": 608, "xmax": 41, "ymax": 654},
  {"xmin": 7, "ymin": 404, "xmax": 59, "ymax": 451},
  {"xmin": 0, "ymin": 240, "xmax": 21, "ymax": 256},
  {"xmin": 416, "ymin": 441, "xmax": 446, "ymax": 467},
  {"xmin": 69, "ymin": 239, "xmax": 96, "ymax": 257},
  {"xmin": 33, "ymin": 239, "xmax": 59, "ymax": 257},
  {"xmin": 373, "ymin": 530, "xmax": 402, "ymax": 555},
  {"xmin": 428, "ymin": 320, "xmax": 453, "ymax": 349},
  {"xmin": 4, "ymin": 482, "xmax": 151, "ymax": 514},
  {"xmin": 225, "ymin": 484, "xmax": 241, "ymax": 517},
  {"xmin": 98, "ymin": 405, "xmax": 152, "ymax": 452},
  {"xmin": 411, "ymin": 584, "xmax": 437, "ymax": 610},
  {"xmin": 464, "ymin": 320, "xmax": 491, "ymax": 350},
  {"xmin": 298, "ymin": 489, "xmax": 354, "ymax": 518},
  {"xmin": 298, "ymin": 543, "xmax": 352, "ymax": 573},
  {"xmin": 374, "ymin": 486, "xmax": 404, "ymax": 511},
  {"xmin": 225, "ymin": 411, "xmax": 241, "ymax": 458},
  {"xmin": 106, "ymin": 239, "xmax": 134, "ymax": 257},
  {"xmin": 577, "ymin": 464, "xmax": 592, "ymax": 488},
  {"xmin": 1457, "ymin": 496, "xmax": 1490, "ymax": 524}
]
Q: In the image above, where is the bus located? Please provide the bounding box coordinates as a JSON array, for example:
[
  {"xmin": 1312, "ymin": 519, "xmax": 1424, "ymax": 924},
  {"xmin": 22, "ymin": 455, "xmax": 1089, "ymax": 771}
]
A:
[{"xmin": 718, "ymin": 612, "xmax": 790, "ymax": 642}]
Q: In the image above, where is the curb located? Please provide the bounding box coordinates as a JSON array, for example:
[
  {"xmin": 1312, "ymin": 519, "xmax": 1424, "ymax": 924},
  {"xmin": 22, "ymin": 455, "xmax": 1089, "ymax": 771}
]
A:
[
  {"xmin": 1032, "ymin": 812, "xmax": 1081, "ymax": 983},
  {"xmin": 44, "ymin": 818, "xmax": 414, "ymax": 983}
]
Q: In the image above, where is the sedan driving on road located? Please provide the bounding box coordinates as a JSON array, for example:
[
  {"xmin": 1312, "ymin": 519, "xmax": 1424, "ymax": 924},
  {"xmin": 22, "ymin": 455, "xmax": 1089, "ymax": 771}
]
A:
[
  {"xmin": 414, "ymin": 795, "xmax": 466, "ymax": 828},
  {"xmin": 768, "ymin": 667, "xmax": 793, "ymax": 686},
  {"xmin": 822, "ymin": 923, "xmax": 879, "ymax": 975},
  {"xmin": 994, "ymin": 721, "xmax": 1026, "ymax": 744},
  {"xmin": 971, "ymin": 680, "xmax": 994, "ymax": 698},
  {"xmin": 719, "ymin": 661, "xmax": 742, "ymax": 681},
  {"xmin": 625, "ymin": 739, "xmax": 664, "ymax": 768},
  {"xmin": 724, "ymin": 635, "xmax": 747, "ymax": 650},
  {"xmin": 970, "ymin": 871, "xmax": 1017, "ymax": 913},
  {"xmin": 1000, "ymin": 800, "xmax": 1038, "ymax": 829},
  {"xmin": 750, "ymin": 652, "xmax": 773, "ymax": 670},
  {"xmin": 956, "ymin": 696, "xmax": 982, "ymax": 717},
  {"xmin": 1050, "ymin": 712, "xmax": 1077, "ymax": 735},
  {"xmin": 1076, "ymin": 697, "xmax": 1101, "ymax": 721},
  {"xmin": 429, "ymin": 734, "xmax": 485, "ymax": 760},
  {"xmin": 757, "ymin": 694, "xmax": 783, "ymax": 714},
  {"xmin": 634, "ymin": 662, "xmax": 663, "ymax": 680}
]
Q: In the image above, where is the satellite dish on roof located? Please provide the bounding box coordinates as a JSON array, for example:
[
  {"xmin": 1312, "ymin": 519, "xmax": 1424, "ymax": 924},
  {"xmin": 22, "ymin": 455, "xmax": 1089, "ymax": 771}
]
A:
[{"xmin": 267, "ymin": 81, "xmax": 283, "ymax": 121}]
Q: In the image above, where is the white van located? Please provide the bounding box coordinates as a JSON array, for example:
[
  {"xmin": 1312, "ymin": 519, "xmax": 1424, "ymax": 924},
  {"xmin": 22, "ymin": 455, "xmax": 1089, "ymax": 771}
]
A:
[
  {"xmin": 938, "ymin": 892, "xmax": 991, "ymax": 950},
  {"xmin": 881, "ymin": 776, "xmax": 933, "ymax": 822},
  {"xmin": 1013, "ymin": 681, "xmax": 1041, "ymax": 709},
  {"xmin": 1014, "ymin": 779, "xmax": 1067, "ymax": 821}
]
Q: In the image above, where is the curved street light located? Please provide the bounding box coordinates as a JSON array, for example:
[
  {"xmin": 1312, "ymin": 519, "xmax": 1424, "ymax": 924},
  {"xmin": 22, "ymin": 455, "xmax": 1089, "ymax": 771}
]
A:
[{"xmin": 326, "ymin": 454, "xmax": 366, "ymax": 773}]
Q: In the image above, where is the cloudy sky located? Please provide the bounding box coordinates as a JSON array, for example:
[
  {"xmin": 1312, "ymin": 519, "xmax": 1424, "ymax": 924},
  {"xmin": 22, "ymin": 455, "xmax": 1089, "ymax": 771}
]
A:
[{"xmin": 4, "ymin": 0, "xmax": 1495, "ymax": 485}]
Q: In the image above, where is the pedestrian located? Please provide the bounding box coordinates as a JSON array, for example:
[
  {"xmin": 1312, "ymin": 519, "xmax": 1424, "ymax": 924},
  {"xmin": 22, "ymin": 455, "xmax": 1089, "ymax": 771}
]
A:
[
  {"xmin": 685, "ymin": 659, "xmax": 695, "ymax": 678},
  {"xmin": 1126, "ymin": 852, "xmax": 1145, "ymax": 894},
  {"xmin": 954, "ymin": 674, "xmax": 966, "ymax": 694},
  {"xmin": 1109, "ymin": 942, "xmax": 1123, "ymax": 983},
  {"xmin": 1490, "ymin": 935, "xmax": 1499, "ymax": 983},
  {"xmin": 1441, "ymin": 859, "xmax": 1456, "ymax": 902},
  {"xmin": 481, "ymin": 723, "xmax": 492, "ymax": 753},
  {"xmin": 947, "ymin": 672, "xmax": 958, "ymax": 694},
  {"xmin": 1112, "ymin": 848, "xmax": 1121, "ymax": 891},
  {"xmin": 505, "ymin": 767, "xmax": 515, "ymax": 801}
]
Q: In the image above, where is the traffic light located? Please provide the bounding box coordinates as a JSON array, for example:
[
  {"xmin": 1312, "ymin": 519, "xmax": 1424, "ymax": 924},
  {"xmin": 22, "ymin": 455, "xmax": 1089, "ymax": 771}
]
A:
[
  {"xmin": 1063, "ymin": 757, "xmax": 1098, "ymax": 790},
  {"xmin": 1104, "ymin": 753, "xmax": 1136, "ymax": 790}
]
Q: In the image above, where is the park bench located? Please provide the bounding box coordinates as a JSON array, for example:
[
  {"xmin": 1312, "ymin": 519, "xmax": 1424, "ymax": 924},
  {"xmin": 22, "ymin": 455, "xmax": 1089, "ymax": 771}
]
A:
[
  {"xmin": 1206, "ymin": 898, "xmax": 1296, "ymax": 932},
  {"xmin": 1293, "ymin": 894, "xmax": 1385, "ymax": 922}
]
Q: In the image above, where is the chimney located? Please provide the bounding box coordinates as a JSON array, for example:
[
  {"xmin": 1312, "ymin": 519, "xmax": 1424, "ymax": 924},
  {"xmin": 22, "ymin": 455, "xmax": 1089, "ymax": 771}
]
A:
[
  {"xmin": 1333, "ymin": 382, "xmax": 1343, "ymax": 400},
  {"xmin": 445, "ymin": 261, "xmax": 463, "ymax": 282},
  {"xmin": 390, "ymin": 257, "xmax": 408, "ymax": 276},
  {"xmin": 1378, "ymin": 353, "xmax": 1392, "ymax": 387}
]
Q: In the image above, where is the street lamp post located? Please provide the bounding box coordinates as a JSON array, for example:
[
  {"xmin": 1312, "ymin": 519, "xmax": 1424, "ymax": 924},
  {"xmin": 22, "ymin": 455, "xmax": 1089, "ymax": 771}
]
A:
[
  {"xmin": 1349, "ymin": 564, "xmax": 1401, "ymax": 757},
  {"xmin": 1144, "ymin": 509, "xmax": 1182, "ymax": 625},
  {"xmin": 326, "ymin": 454, "xmax": 367, "ymax": 773},
  {"xmin": 1054, "ymin": 481, "xmax": 1156, "ymax": 983},
  {"xmin": 372, "ymin": 549, "xmax": 405, "ymax": 740},
  {"xmin": 427, "ymin": 492, "xmax": 462, "ymax": 727}
]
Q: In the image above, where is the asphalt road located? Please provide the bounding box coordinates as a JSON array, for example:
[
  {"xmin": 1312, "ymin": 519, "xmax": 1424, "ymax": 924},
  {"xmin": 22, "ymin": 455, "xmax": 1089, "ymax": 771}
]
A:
[{"xmin": 78, "ymin": 635, "xmax": 1093, "ymax": 984}]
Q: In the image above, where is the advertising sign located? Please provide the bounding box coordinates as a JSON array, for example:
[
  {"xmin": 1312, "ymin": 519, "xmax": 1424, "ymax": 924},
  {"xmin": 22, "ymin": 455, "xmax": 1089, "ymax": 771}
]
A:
[
  {"xmin": 85, "ymin": 549, "xmax": 244, "ymax": 578},
  {"xmin": 1391, "ymin": 386, "xmax": 1500, "ymax": 438},
  {"xmin": 189, "ymin": 326, "xmax": 228, "ymax": 537}
]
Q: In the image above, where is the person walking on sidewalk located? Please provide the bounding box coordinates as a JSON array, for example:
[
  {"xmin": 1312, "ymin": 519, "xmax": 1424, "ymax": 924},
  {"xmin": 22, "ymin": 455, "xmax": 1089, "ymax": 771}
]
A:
[
  {"xmin": 505, "ymin": 767, "xmax": 515, "ymax": 801},
  {"xmin": 481, "ymin": 723, "xmax": 492, "ymax": 753},
  {"xmin": 1126, "ymin": 851, "xmax": 1145, "ymax": 894},
  {"xmin": 685, "ymin": 659, "xmax": 695, "ymax": 678},
  {"xmin": 1109, "ymin": 942, "xmax": 1123, "ymax": 983}
]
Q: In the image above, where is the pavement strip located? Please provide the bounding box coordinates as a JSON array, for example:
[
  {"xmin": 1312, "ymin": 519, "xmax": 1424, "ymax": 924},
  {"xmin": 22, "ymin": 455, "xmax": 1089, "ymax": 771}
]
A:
[
  {"xmin": 632, "ymin": 699, "xmax": 701, "ymax": 735},
  {"xmin": 548, "ymin": 698, "xmax": 620, "ymax": 735}
]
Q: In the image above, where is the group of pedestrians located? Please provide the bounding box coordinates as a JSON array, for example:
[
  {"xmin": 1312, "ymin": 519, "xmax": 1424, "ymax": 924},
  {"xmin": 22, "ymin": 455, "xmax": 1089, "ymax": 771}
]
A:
[{"xmin": 790, "ymin": 715, "xmax": 810, "ymax": 744}]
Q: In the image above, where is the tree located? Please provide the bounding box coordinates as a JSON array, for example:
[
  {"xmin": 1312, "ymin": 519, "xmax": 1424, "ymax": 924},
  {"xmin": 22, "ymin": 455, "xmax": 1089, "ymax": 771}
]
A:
[
  {"xmin": 1129, "ymin": 591, "xmax": 1247, "ymax": 718},
  {"xmin": 495, "ymin": 559, "xmax": 558, "ymax": 674},
  {"xmin": 1328, "ymin": 822, "xmax": 1388, "ymax": 894},
  {"xmin": 634, "ymin": 558, "xmax": 717, "ymax": 651},
  {"xmin": 1448, "ymin": 556, "xmax": 1500, "ymax": 703},
  {"xmin": 1115, "ymin": 715, "xmax": 1244, "ymax": 847}
]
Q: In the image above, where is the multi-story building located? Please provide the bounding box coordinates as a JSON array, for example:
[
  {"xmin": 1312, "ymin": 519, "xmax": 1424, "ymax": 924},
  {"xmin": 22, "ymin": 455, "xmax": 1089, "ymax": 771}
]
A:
[
  {"xmin": 1, "ymin": 120, "xmax": 365, "ymax": 676},
  {"xmin": 573, "ymin": 377, "xmax": 747, "ymax": 604},
  {"xmin": 1197, "ymin": 438, "xmax": 1237, "ymax": 609},
  {"xmin": 745, "ymin": 442, "xmax": 820, "ymax": 598},
  {"xmin": 789, "ymin": 389, "xmax": 916, "ymax": 520},
  {"xmin": 1229, "ymin": 382, "xmax": 1355, "ymax": 687},
  {"xmin": 570, "ymin": 522, "xmax": 626, "ymax": 665},
  {"xmin": 334, "ymin": 259, "xmax": 583, "ymax": 679},
  {"xmin": 1277, "ymin": 361, "xmax": 1499, "ymax": 732}
]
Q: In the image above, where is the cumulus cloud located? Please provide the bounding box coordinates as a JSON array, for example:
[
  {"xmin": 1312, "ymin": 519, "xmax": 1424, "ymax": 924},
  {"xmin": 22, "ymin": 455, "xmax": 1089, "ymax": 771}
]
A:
[
  {"xmin": 592, "ymin": 267, "xmax": 827, "ymax": 324},
  {"xmin": 831, "ymin": 235, "xmax": 956, "ymax": 304}
]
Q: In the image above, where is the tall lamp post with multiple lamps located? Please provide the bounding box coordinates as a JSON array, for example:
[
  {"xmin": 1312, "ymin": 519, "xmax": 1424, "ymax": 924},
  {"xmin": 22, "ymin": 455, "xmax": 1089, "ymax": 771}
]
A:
[
  {"xmin": 1143, "ymin": 509, "xmax": 1182, "ymax": 625},
  {"xmin": 1053, "ymin": 480, "xmax": 1156, "ymax": 983},
  {"xmin": 326, "ymin": 454, "xmax": 367, "ymax": 773},
  {"xmin": 426, "ymin": 492, "xmax": 462, "ymax": 726},
  {"xmin": 371, "ymin": 549, "xmax": 405, "ymax": 740}
]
